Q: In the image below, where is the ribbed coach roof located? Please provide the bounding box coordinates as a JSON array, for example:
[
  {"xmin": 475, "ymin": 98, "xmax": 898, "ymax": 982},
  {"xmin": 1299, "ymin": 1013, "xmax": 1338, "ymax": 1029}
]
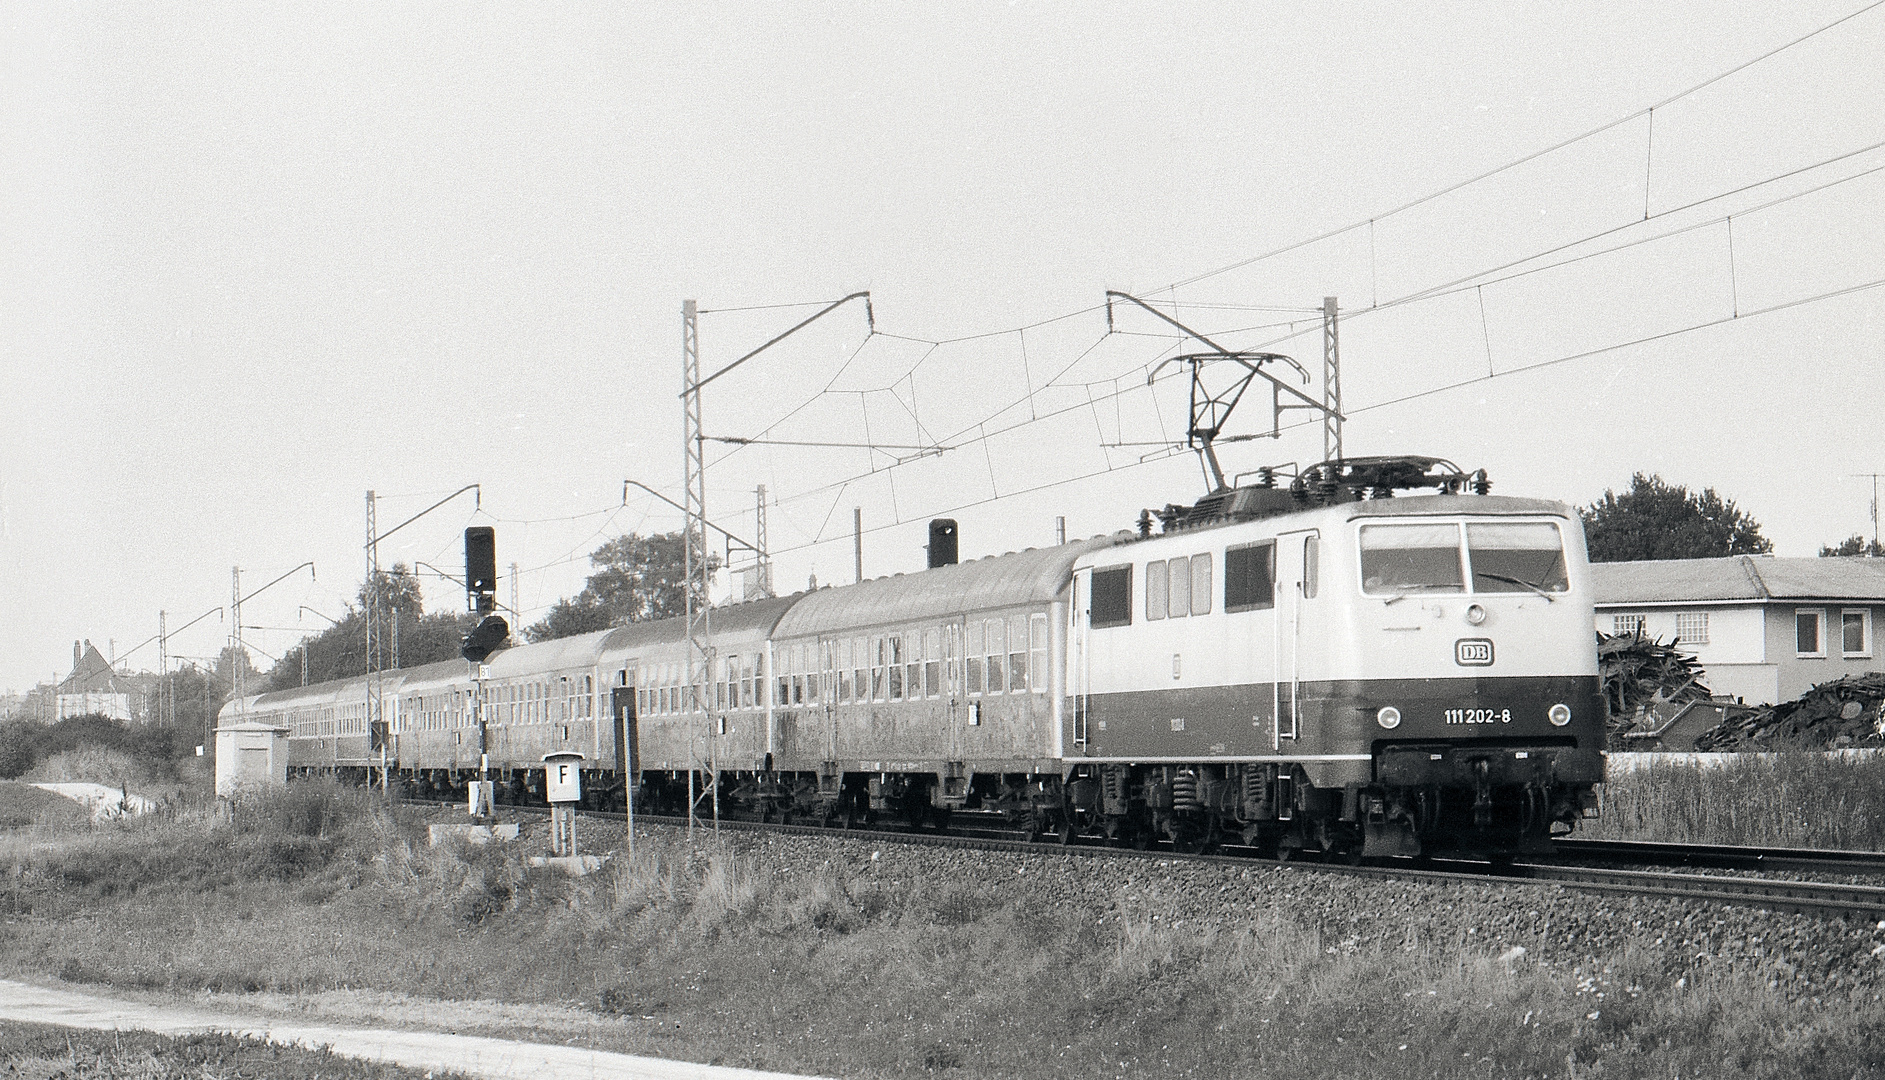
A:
[
  {"xmin": 480, "ymin": 626, "xmax": 615, "ymax": 676},
  {"xmin": 1591, "ymin": 556, "xmax": 1885, "ymax": 605},
  {"xmin": 772, "ymin": 538, "xmax": 1115, "ymax": 639},
  {"xmin": 597, "ymin": 593, "xmax": 800, "ymax": 655}
]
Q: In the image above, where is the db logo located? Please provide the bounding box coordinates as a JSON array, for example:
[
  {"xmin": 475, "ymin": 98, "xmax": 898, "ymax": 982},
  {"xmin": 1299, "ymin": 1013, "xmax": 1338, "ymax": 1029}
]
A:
[{"xmin": 1455, "ymin": 638, "xmax": 1495, "ymax": 666}]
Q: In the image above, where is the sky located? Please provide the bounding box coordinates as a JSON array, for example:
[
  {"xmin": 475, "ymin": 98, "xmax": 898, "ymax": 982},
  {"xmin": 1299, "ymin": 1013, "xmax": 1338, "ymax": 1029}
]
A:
[{"xmin": 3, "ymin": 1, "xmax": 1882, "ymax": 693}]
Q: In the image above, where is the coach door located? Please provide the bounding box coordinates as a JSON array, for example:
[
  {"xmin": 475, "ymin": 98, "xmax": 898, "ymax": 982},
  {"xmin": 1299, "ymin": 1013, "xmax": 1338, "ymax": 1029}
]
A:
[{"xmin": 1273, "ymin": 530, "xmax": 1319, "ymax": 748}]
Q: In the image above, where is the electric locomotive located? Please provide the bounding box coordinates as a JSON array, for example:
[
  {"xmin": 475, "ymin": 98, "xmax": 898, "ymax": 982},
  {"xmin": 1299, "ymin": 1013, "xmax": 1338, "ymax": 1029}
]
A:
[
  {"xmin": 1066, "ymin": 456, "xmax": 1604, "ymax": 858},
  {"xmin": 233, "ymin": 455, "xmax": 1604, "ymax": 860}
]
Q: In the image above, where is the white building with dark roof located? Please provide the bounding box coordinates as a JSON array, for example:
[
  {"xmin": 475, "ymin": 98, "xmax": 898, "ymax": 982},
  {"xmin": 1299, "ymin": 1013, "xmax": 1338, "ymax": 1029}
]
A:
[{"xmin": 1590, "ymin": 556, "xmax": 1885, "ymax": 706}]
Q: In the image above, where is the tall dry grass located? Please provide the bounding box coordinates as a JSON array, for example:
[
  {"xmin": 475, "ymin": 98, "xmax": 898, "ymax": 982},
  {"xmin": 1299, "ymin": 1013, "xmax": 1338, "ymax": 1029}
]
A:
[
  {"xmin": 4, "ymin": 781, "xmax": 1883, "ymax": 1077},
  {"xmin": 1590, "ymin": 752, "xmax": 1885, "ymax": 848}
]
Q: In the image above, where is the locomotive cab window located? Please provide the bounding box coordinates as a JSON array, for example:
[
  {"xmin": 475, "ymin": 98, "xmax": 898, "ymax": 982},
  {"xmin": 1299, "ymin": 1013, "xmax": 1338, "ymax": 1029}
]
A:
[
  {"xmin": 1224, "ymin": 541, "xmax": 1276, "ymax": 612},
  {"xmin": 1466, "ymin": 522, "xmax": 1569, "ymax": 595},
  {"xmin": 1090, "ymin": 564, "xmax": 1133, "ymax": 628},
  {"xmin": 1359, "ymin": 523, "xmax": 1464, "ymax": 595}
]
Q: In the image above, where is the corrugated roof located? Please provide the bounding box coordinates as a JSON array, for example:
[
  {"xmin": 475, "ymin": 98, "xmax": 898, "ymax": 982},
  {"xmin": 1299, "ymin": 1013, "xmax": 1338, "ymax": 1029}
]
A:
[
  {"xmin": 595, "ymin": 594, "xmax": 800, "ymax": 657},
  {"xmin": 1591, "ymin": 556, "xmax": 1885, "ymax": 605},
  {"xmin": 773, "ymin": 538, "xmax": 1114, "ymax": 639}
]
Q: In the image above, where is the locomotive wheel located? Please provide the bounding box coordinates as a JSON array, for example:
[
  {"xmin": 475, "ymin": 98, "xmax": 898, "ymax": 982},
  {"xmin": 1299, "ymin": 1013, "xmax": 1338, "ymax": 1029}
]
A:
[{"xmin": 1057, "ymin": 819, "xmax": 1074, "ymax": 846}]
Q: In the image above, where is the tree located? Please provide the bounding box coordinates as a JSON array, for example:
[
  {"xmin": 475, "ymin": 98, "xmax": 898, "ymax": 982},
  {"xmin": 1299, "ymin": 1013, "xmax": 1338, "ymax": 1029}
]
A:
[
  {"xmin": 526, "ymin": 531, "xmax": 700, "ymax": 642},
  {"xmin": 1581, "ymin": 473, "xmax": 1773, "ymax": 562},
  {"xmin": 261, "ymin": 563, "xmax": 479, "ymax": 691},
  {"xmin": 1820, "ymin": 534, "xmax": 1885, "ymax": 557}
]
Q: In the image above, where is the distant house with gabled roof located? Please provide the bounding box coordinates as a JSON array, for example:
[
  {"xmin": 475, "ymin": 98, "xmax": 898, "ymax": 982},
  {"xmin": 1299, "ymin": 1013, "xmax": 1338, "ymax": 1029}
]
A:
[{"xmin": 1589, "ymin": 556, "xmax": 1885, "ymax": 706}]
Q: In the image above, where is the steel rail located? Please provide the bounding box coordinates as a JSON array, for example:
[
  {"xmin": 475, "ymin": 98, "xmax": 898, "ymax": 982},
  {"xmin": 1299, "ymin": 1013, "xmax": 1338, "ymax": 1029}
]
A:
[{"xmin": 1550, "ymin": 837, "xmax": 1885, "ymax": 876}]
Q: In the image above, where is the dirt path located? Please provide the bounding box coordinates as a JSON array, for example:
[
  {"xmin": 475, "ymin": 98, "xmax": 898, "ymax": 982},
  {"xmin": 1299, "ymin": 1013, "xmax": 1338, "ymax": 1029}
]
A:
[{"xmin": 0, "ymin": 979, "xmax": 832, "ymax": 1080}]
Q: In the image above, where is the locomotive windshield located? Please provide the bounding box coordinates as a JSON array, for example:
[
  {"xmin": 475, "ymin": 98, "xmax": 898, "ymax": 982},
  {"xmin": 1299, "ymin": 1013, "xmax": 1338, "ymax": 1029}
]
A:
[
  {"xmin": 1360, "ymin": 520, "xmax": 1570, "ymax": 596},
  {"xmin": 1465, "ymin": 521, "xmax": 1569, "ymax": 594},
  {"xmin": 1360, "ymin": 523, "xmax": 1464, "ymax": 594}
]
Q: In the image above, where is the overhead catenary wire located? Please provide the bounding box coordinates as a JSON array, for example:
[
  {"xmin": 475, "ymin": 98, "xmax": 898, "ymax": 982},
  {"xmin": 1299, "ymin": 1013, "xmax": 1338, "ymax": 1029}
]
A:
[{"xmin": 1159, "ymin": 0, "xmax": 1885, "ymax": 293}]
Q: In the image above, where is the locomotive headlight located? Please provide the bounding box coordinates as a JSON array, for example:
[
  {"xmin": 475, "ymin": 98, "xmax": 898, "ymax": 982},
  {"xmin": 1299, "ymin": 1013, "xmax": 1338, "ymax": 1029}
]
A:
[
  {"xmin": 1548, "ymin": 703, "xmax": 1572, "ymax": 727},
  {"xmin": 1376, "ymin": 706, "xmax": 1402, "ymax": 730},
  {"xmin": 1465, "ymin": 603, "xmax": 1487, "ymax": 626}
]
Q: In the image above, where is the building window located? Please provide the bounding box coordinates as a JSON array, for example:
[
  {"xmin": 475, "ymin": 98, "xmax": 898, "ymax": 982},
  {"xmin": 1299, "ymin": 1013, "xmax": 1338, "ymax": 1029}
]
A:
[
  {"xmin": 1612, "ymin": 614, "xmax": 1645, "ymax": 637},
  {"xmin": 1674, "ymin": 612, "xmax": 1708, "ymax": 645},
  {"xmin": 1796, "ymin": 609, "xmax": 1825, "ymax": 657},
  {"xmin": 1842, "ymin": 609, "xmax": 1871, "ymax": 658}
]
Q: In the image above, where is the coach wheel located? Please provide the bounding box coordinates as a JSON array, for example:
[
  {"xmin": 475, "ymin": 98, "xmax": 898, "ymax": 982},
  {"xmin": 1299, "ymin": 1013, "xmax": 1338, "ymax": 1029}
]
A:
[{"xmin": 1057, "ymin": 818, "xmax": 1074, "ymax": 846}]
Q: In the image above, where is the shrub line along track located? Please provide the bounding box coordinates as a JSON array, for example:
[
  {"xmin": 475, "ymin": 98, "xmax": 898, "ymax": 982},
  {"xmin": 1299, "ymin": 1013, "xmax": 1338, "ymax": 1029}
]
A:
[{"xmin": 425, "ymin": 799, "xmax": 1885, "ymax": 921}]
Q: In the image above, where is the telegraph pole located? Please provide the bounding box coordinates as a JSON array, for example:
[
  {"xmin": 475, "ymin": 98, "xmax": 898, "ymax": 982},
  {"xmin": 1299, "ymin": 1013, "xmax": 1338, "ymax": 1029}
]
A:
[
  {"xmin": 754, "ymin": 485, "xmax": 772, "ymax": 598},
  {"xmin": 158, "ymin": 610, "xmax": 169, "ymax": 726},
  {"xmin": 1323, "ymin": 296, "xmax": 1343, "ymax": 464},
  {"xmin": 510, "ymin": 561, "xmax": 520, "ymax": 622},
  {"xmin": 365, "ymin": 490, "xmax": 384, "ymax": 792},
  {"xmin": 682, "ymin": 300, "xmax": 711, "ymax": 836},
  {"xmin": 680, "ymin": 292, "xmax": 872, "ymax": 835},
  {"xmin": 1853, "ymin": 473, "xmax": 1884, "ymax": 553},
  {"xmin": 230, "ymin": 568, "xmax": 244, "ymax": 721}
]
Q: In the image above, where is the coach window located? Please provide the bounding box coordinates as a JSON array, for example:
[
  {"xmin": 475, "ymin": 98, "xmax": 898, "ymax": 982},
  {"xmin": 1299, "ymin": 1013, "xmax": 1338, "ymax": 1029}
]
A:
[
  {"xmin": 888, "ymin": 634, "xmax": 905, "ymax": 700},
  {"xmin": 1191, "ymin": 554, "xmax": 1213, "ymax": 614},
  {"xmin": 1168, "ymin": 557, "xmax": 1191, "ymax": 618},
  {"xmin": 871, "ymin": 636, "xmax": 888, "ymax": 701},
  {"xmin": 1224, "ymin": 541, "xmax": 1277, "ymax": 612},
  {"xmin": 1090, "ymin": 564, "xmax": 1133, "ymax": 628},
  {"xmin": 906, "ymin": 633, "xmax": 924, "ymax": 699},
  {"xmin": 1360, "ymin": 523, "xmax": 1464, "ymax": 595},
  {"xmin": 1302, "ymin": 538, "xmax": 1320, "ymax": 599},
  {"xmin": 1007, "ymin": 614, "xmax": 1029, "ymax": 691},
  {"xmin": 924, "ymin": 628, "xmax": 942, "ymax": 698},
  {"xmin": 985, "ymin": 618, "xmax": 1007, "ymax": 695},
  {"xmin": 778, "ymin": 657, "xmax": 792, "ymax": 709},
  {"xmin": 1029, "ymin": 612, "xmax": 1049, "ymax": 693},
  {"xmin": 1145, "ymin": 560, "xmax": 1168, "ymax": 621},
  {"xmin": 1797, "ymin": 610, "xmax": 1826, "ymax": 658},
  {"xmin": 1843, "ymin": 610, "xmax": 1871, "ymax": 658},
  {"xmin": 853, "ymin": 637, "xmax": 868, "ymax": 703},
  {"xmin": 967, "ymin": 620, "xmax": 985, "ymax": 694}
]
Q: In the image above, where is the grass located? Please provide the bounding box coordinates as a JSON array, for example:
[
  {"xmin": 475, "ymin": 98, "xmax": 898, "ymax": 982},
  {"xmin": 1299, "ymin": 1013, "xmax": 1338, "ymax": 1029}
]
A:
[
  {"xmin": 0, "ymin": 1019, "xmax": 472, "ymax": 1079},
  {"xmin": 1588, "ymin": 751, "xmax": 1885, "ymax": 848},
  {"xmin": 3, "ymin": 780, "xmax": 1884, "ymax": 1078},
  {"xmin": 0, "ymin": 782, "xmax": 89, "ymax": 831}
]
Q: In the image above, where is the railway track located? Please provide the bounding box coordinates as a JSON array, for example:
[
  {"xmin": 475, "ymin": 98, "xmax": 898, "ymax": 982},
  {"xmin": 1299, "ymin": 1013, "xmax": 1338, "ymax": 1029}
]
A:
[
  {"xmin": 1549, "ymin": 837, "xmax": 1885, "ymax": 876},
  {"xmin": 432, "ymin": 798, "xmax": 1885, "ymax": 921}
]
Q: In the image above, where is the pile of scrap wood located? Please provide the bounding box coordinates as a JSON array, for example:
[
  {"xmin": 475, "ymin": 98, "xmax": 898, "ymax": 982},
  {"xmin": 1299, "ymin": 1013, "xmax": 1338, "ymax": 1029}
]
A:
[
  {"xmin": 1692, "ymin": 672, "xmax": 1885, "ymax": 751},
  {"xmin": 1598, "ymin": 632, "xmax": 1717, "ymax": 744}
]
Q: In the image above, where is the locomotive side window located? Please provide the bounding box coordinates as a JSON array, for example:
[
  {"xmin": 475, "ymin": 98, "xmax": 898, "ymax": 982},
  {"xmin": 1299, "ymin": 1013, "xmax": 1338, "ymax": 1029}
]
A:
[
  {"xmin": 1466, "ymin": 522, "xmax": 1569, "ymax": 594},
  {"xmin": 1359, "ymin": 524, "xmax": 1463, "ymax": 595},
  {"xmin": 1169, "ymin": 557, "xmax": 1191, "ymax": 618},
  {"xmin": 1090, "ymin": 564, "xmax": 1133, "ymax": 628},
  {"xmin": 1145, "ymin": 560, "xmax": 1168, "ymax": 621},
  {"xmin": 1190, "ymin": 554, "xmax": 1212, "ymax": 614},
  {"xmin": 1224, "ymin": 541, "xmax": 1277, "ymax": 612},
  {"xmin": 1302, "ymin": 538, "xmax": 1319, "ymax": 599}
]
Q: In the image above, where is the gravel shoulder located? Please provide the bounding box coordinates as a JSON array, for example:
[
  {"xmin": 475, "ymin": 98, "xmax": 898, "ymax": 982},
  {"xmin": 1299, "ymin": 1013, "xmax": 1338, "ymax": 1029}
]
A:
[{"xmin": 0, "ymin": 977, "xmax": 833, "ymax": 1080}]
